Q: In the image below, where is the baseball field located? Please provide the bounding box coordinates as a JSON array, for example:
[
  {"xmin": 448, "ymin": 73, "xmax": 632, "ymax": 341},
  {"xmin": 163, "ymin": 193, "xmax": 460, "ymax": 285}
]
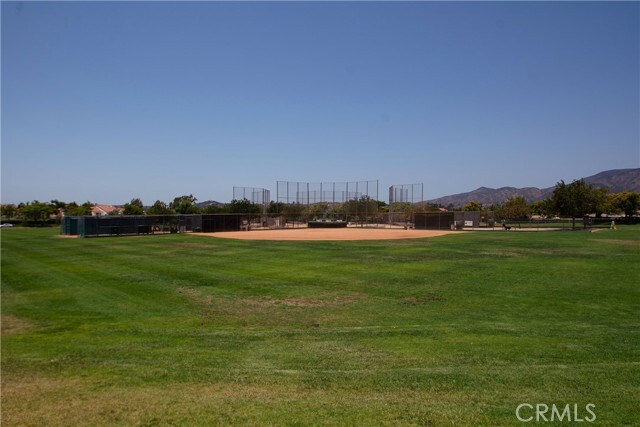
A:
[{"xmin": 1, "ymin": 226, "xmax": 638, "ymax": 425}]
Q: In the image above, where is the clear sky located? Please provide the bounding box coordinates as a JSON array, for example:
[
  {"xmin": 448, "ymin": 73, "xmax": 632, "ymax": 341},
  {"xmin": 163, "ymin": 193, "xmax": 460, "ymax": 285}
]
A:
[{"xmin": 2, "ymin": 1, "xmax": 638, "ymax": 205}]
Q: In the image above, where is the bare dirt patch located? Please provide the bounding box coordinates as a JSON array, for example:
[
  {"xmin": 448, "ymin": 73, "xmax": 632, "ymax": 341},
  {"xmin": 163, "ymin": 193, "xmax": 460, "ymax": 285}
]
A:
[
  {"xmin": 280, "ymin": 293, "xmax": 367, "ymax": 307},
  {"xmin": 192, "ymin": 228, "xmax": 459, "ymax": 241},
  {"xmin": 176, "ymin": 286, "xmax": 202, "ymax": 299},
  {"xmin": 177, "ymin": 287, "xmax": 367, "ymax": 310},
  {"xmin": 1, "ymin": 315, "xmax": 37, "ymax": 335},
  {"xmin": 177, "ymin": 287, "xmax": 215, "ymax": 306}
]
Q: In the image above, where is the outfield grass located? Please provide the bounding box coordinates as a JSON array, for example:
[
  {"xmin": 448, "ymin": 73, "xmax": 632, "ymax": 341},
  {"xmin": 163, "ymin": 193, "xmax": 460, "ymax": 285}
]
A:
[{"xmin": 1, "ymin": 227, "xmax": 639, "ymax": 426}]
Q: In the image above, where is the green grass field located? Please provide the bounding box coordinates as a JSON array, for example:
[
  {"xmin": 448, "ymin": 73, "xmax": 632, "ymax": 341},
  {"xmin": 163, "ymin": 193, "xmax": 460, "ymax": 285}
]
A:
[{"xmin": 2, "ymin": 227, "xmax": 639, "ymax": 426}]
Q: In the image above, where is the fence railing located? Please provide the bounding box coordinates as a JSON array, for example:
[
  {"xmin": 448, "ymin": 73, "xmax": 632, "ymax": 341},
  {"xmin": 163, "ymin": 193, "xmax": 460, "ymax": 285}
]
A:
[{"xmin": 493, "ymin": 217, "xmax": 637, "ymax": 231}]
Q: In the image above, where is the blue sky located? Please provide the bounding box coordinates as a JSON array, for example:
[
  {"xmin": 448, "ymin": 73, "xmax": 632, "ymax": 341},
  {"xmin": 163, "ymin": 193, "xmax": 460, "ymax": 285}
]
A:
[{"xmin": 2, "ymin": 1, "xmax": 638, "ymax": 204}]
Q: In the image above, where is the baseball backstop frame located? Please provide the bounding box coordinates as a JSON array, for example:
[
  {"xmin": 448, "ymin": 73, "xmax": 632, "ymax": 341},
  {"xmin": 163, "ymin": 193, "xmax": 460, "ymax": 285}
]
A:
[
  {"xmin": 232, "ymin": 187, "xmax": 270, "ymax": 214},
  {"xmin": 388, "ymin": 183, "xmax": 424, "ymax": 226},
  {"xmin": 276, "ymin": 180, "xmax": 381, "ymax": 226}
]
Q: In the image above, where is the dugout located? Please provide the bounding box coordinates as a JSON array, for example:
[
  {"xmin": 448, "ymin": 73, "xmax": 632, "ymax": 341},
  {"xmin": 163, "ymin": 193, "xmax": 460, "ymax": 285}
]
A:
[
  {"xmin": 61, "ymin": 216, "xmax": 79, "ymax": 235},
  {"xmin": 414, "ymin": 211, "xmax": 487, "ymax": 230},
  {"xmin": 60, "ymin": 214, "xmax": 265, "ymax": 237},
  {"xmin": 414, "ymin": 212, "xmax": 455, "ymax": 230},
  {"xmin": 308, "ymin": 220, "xmax": 348, "ymax": 228},
  {"xmin": 201, "ymin": 214, "xmax": 259, "ymax": 232},
  {"xmin": 61, "ymin": 215, "xmax": 198, "ymax": 237}
]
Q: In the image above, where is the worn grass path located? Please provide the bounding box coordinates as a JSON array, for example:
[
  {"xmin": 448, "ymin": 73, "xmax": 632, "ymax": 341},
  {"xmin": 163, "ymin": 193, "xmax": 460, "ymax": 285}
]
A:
[{"xmin": 1, "ymin": 227, "xmax": 639, "ymax": 425}]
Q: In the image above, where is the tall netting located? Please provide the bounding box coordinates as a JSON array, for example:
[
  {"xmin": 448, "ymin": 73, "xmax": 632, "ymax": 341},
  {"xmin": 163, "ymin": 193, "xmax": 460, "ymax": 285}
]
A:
[
  {"xmin": 276, "ymin": 180, "xmax": 380, "ymax": 227},
  {"xmin": 388, "ymin": 183, "xmax": 424, "ymax": 226},
  {"xmin": 233, "ymin": 187, "xmax": 270, "ymax": 213}
]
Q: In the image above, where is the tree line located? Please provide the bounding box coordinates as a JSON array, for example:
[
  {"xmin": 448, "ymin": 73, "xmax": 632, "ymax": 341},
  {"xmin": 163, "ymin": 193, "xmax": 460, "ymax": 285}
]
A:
[
  {"xmin": 466, "ymin": 180, "xmax": 639, "ymax": 223},
  {"xmin": 2, "ymin": 180, "xmax": 638, "ymax": 226},
  {"xmin": 0, "ymin": 195, "xmax": 264, "ymax": 224},
  {"xmin": 1, "ymin": 200, "xmax": 94, "ymax": 224}
]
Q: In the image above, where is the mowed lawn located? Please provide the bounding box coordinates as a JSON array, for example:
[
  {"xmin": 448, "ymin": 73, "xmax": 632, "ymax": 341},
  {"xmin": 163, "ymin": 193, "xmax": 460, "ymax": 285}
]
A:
[{"xmin": 1, "ymin": 227, "xmax": 638, "ymax": 426}]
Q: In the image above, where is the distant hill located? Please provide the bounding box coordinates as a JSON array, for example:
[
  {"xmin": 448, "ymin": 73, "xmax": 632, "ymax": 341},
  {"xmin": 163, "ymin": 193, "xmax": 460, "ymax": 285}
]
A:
[
  {"xmin": 427, "ymin": 186, "xmax": 553, "ymax": 208},
  {"xmin": 427, "ymin": 168, "xmax": 640, "ymax": 208},
  {"xmin": 196, "ymin": 200, "xmax": 225, "ymax": 209},
  {"xmin": 583, "ymin": 168, "xmax": 640, "ymax": 193}
]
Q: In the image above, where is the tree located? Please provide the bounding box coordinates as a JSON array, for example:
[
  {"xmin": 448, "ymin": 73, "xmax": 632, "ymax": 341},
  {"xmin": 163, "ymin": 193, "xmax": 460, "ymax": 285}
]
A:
[
  {"xmin": 1, "ymin": 204, "xmax": 18, "ymax": 219},
  {"xmin": 123, "ymin": 198, "xmax": 144, "ymax": 215},
  {"xmin": 490, "ymin": 196, "xmax": 531, "ymax": 222},
  {"xmin": 225, "ymin": 198, "xmax": 262, "ymax": 214},
  {"xmin": 49, "ymin": 200, "xmax": 67, "ymax": 210},
  {"xmin": 204, "ymin": 204, "xmax": 224, "ymax": 214},
  {"xmin": 19, "ymin": 201, "xmax": 55, "ymax": 222},
  {"xmin": 502, "ymin": 196, "xmax": 530, "ymax": 220},
  {"xmin": 551, "ymin": 179, "xmax": 598, "ymax": 229},
  {"xmin": 592, "ymin": 187, "xmax": 610, "ymax": 218},
  {"xmin": 64, "ymin": 201, "xmax": 93, "ymax": 216},
  {"xmin": 344, "ymin": 196, "xmax": 379, "ymax": 223},
  {"xmin": 123, "ymin": 203, "xmax": 144, "ymax": 215},
  {"xmin": 47, "ymin": 200, "xmax": 66, "ymax": 220},
  {"xmin": 530, "ymin": 199, "xmax": 555, "ymax": 218},
  {"xmin": 610, "ymin": 191, "xmax": 640, "ymax": 217},
  {"xmin": 281, "ymin": 203, "xmax": 306, "ymax": 221},
  {"xmin": 463, "ymin": 201, "xmax": 483, "ymax": 212},
  {"xmin": 388, "ymin": 201, "xmax": 413, "ymax": 222},
  {"xmin": 267, "ymin": 201, "xmax": 286, "ymax": 215},
  {"xmin": 147, "ymin": 200, "xmax": 174, "ymax": 215},
  {"xmin": 170, "ymin": 195, "xmax": 201, "ymax": 214},
  {"xmin": 307, "ymin": 202, "xmax": 330, "ymax": 219},
  {"xmin": 418, "ymin": 202, "xmax": 442, "ymax": 213}
]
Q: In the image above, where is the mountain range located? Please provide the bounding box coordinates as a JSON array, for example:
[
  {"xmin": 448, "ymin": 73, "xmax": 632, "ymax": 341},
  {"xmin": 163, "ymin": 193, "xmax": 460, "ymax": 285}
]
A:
[{"xmin": 426, "ymin": 168, "xmax": 640, "ymax": 208}]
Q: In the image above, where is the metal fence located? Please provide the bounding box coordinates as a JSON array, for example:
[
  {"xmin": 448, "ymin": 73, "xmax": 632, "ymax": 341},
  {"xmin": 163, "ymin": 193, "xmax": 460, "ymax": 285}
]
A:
[
  {"xmin": 414, "ymin": 211, "xmax": 495, "ymax": 230},
  {"xmin": 413, "ymin": 214, "xmax": 634, "ymax": 231},
  {"xmin": 232, "ymin": 187, "xmax": 270, "ymax": 213},
  {"xmin": 276, "ymin": 180, "xmax": 381, "ymax": 226},
  {"xmin": 388, "ymin": 183, "xmax": 424, "ymax": 225},
  {"xmin": 499, "ymin": 217, "xmax": 634, "ymax": 231},
  {"xmin": 277, "ymin": 181, "xmax": 378, "ymax": 204}
]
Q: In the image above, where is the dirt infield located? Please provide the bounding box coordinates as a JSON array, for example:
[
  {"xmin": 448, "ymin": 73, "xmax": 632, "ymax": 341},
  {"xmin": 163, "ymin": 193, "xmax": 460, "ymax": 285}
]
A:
[{"xmin": 192, "ymin": 228, "xmax": 460, "ymax": 241}]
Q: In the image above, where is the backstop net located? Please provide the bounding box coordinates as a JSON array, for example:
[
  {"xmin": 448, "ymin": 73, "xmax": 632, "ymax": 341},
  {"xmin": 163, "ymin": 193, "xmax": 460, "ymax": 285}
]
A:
[
  {"xmin": 388, "ymin": 183, "xmax": 424, "ymax": 226},
  {"xmin": 276, "ymin": 180, "xmax": 380, "ymax": 226},
  {"xmin": 233, "ymin": 187, "xmax": 270, "ymax": 213}
]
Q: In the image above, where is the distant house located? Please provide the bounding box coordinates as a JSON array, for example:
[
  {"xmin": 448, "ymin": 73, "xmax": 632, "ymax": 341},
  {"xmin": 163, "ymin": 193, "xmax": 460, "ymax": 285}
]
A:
[
  {"xmin": 91, "ymin": 204, "xmax": 122, "ymax": 217},
  {"xmin": 49, "ymin": 209, "xmax": 64, "ymax": 220}
]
